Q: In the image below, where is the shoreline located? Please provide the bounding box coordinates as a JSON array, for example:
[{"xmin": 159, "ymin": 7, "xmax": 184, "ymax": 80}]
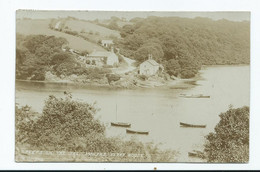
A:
[
  {"xmin": 16, "ymin": 77, "xmax": 197, "ymax": 90},
  {"xmin": 15, "ymin": 65, "xmax": 249, "ymax": 90}
]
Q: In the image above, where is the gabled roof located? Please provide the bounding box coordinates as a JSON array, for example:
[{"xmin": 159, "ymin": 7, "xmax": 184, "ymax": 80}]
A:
[
  {"xmin": 88, "ymin": 51, "xmax": 116, "ymax": 58},
  {"xmin": 142, "ymin": 59, "xmax": 160, "ymax": 66}
]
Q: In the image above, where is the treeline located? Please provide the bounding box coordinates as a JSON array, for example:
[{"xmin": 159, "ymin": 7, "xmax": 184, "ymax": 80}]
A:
[
  {"xmin": 16, "ymin": 34, "xmax": 110, "ymax": 81},
  {"xmin": 116, "ymin": 16, "xmax": 250, "ymax": 78}
]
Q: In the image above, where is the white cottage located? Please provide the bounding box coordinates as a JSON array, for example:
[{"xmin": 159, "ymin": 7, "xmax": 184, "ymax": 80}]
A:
[
  {"xmin": 139, "ymin": 55, "xmax": 162, "ymax": 76},
  {"xmin": 87, "ymin": 48, "xmax": 119, "ymax": 66}
]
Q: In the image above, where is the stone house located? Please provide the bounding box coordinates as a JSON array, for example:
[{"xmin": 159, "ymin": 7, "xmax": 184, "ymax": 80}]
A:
[
  {"xmin": 139, "ymin": 54, "xmax": 163, "ymax": 76},
  {"xmin": 86, "ymin": 48, "xmax": 119, "ymax": 66}
]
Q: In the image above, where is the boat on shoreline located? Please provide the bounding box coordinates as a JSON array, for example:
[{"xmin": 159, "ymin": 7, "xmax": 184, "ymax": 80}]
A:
[
  {"xmin": 180, "ymin": 122, "xmax": 206, "ymax": 128},
  {"xmin": 111, "ymin": 122, "xmax": 131, "ymax": 127},
  {"xmin": 179, "ymin": 93, "xmax": 210, "ymax": 98},
  {"xmin": 126, "ymin": 129, "xmax": 149, "ymax": 135}
]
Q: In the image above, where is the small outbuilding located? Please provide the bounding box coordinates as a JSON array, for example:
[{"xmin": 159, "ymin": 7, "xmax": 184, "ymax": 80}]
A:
[{"xmin": 101, "ymin": 40, "xmax": 114, "ymax": 47}]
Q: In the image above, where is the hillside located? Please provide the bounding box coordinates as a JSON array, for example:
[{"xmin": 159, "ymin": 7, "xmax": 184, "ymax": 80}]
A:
[
  {"xmin": 64, "ymin": 19, "xmax": 121, "ymax": 38},
  {"xmin": 16, "ymin": 19, "xmax": 106, "ymax": 52},
  {"xmin": 98, "ymin": 18, "xmax": 133, "ymax": 28}
]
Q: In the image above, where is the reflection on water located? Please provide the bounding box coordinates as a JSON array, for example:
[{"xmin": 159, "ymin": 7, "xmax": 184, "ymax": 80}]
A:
[{"xmin": 15, "ymin": 65, "xmax": 250, "ymax": 162}]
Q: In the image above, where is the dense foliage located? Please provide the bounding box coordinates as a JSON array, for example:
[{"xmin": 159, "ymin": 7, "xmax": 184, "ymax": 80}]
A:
[
  {"xmin": 117, "ymin": 16, "xmax": 250, "ymax": 78},
  {"xmin": 16, "ymin": 34, "xmax": 67, "ymax": 80},
  {"xmin": 204, "ymin": 106, "xmax": 249, "ymax": 162},
  {"xmin": 16, "ymin": 94, "xmax": 176, "ymax": 161},
  {"xmin": 16, "ymin": 34, "xmax": 111, "ymax": 81}
]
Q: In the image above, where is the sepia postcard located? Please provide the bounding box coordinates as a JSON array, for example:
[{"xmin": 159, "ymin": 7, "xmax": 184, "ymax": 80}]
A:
[{"xmin": 15, "ymin": 10, "xmax": 250, "ymax": 163}]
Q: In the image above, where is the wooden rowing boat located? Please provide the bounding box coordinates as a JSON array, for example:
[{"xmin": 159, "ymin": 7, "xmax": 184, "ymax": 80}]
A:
[
  {"xmin": 126, "ymin": 129, "xmax": 149, "ymax": 135},
  {"xmin": 180, "ymin": 122, "xmax": 206, "ymax": 128},
  {"xmin": 188, "ymin": 152, "xmax": 198, "ymax": 157},
  {"xmin": 111, "ymin": 122, "xmax": 131, "ymax": 128},
  {"xmin": 179, "ymin": 94, "xmax": 210, "ymax": 98},
  {"xmin": 188, "ymin": 150, "xmax": 205, "ymax": 159}
]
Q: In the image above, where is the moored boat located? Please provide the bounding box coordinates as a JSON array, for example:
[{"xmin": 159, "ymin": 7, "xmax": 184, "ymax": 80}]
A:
[
  {"xmin": 188, "ymin": 152, "xmax": 198, "ymax": 157},
  {"xmin": 111, "ymin": 104, "xmax": 132, "ymax": 128},
  {"xmin": 188, "ymin": 150, "xmax": 205, "ymax": 159},
  {"xmin": 111, "ymin": 122, "xmax": 131, "ymax": 128},
  {"xmin": 179, "ymin": 94, "xmax": 210, "ymax": 98},
  {"xmin": 180, "ymin": 122, "xmax": 206, "ymax": 128},
  {"xmin": 126, "ymin": 129, "xmax": 149, "ymax": 135}
]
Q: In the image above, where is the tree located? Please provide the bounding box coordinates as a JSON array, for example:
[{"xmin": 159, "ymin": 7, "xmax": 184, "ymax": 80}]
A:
[
  {"xmin": 134, "ymin": 41, "xmax": 164, "ymax": 62},
  {"xmin": 108, "ymin": 20, "xmax": 120, "ymax": 31},
  {"xmin": 50, "ymin": 52, "xmax": 71, "ymax": 65},
  {"xmin": 26, "ymin": 94, "xmax": 105, "ymax": 148},
  {"xmin": 120, "ymin": 24, "xmax": 135, "ymax": 37},
  {"xmin": 204, "ymin": 106, "xmax": 249, "ymax": 162},
  {"xmin": 165, "ymin": 59, "xmax": 181, "ymax": 77}
]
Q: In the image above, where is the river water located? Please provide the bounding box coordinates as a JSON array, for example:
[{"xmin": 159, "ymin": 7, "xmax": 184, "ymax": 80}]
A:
[{"xmin": 15, "ymin": 65, "xmax": 250, "ymax": 162}]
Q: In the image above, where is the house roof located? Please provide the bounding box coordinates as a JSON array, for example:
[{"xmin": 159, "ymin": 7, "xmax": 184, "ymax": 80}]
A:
[
  {"xmin": 101, "ymin": 40, "xmax": 114, "ymax": 44},
  {"xmin": 142, "ymin": 59, "xmax": 160, "ymax": 66},
  {"xmin": 88, "ymin": 51, "xmax": 116, "ymax": 58}
]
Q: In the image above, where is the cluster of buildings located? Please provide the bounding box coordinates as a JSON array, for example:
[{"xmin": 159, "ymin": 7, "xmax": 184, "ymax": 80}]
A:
[
  {"xmin": 75, "ymin": 39, "xmax": 163, "ymax": 76},
  {"xmin": 85, "ymin": 48, "xmax": 119, "ymax": 66}
]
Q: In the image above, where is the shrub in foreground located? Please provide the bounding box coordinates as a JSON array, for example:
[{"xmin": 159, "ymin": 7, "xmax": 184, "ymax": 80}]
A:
[{"xmin": 204, "ymin": 106, "xmax": 249, "ymax": 163}]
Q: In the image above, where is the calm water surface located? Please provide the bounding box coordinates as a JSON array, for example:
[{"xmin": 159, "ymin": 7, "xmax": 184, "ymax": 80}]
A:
[{"xmin": 15, "ymin": 65, "xmax": 250, "ymax": 162}]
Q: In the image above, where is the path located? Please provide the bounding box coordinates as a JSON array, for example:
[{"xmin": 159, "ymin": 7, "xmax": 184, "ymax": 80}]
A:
[{"xmin": 113, "ymin": 56, "xmax": 137, "ymax": 74}]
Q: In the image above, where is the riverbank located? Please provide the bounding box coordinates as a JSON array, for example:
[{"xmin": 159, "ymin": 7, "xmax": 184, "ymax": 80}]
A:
[
  {"xmin": 17, "ymin": 69, "xmax": 201, "ymax": 90},
  {"xmin": 16, "ymin": 76, "xmax": 197, "ymax": 90}
]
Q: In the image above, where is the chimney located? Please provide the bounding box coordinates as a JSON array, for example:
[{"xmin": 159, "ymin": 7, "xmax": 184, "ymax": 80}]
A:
[{"xmin": 148, "ymin": 54, "xmax": 152, "ymax": 60}]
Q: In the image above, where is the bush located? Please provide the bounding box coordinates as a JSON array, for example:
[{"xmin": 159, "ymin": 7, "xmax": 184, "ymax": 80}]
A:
[
  {"xmin": 15, "ymin": 105, "xmax": 39, "ymax": 144},
  {"xmin": 64, "ymin": 30, "xmax": 79, "ymax": 36},
  {"xmin": 86, "ymin": 59, "xmax": 91, "ymax": 64},
  {"xmin": 138, "ymin": 74, "xmax": 148, "ymax": 81},
  {"xmin": 180, "ymin": 69, "xmax": 196, "ymax": 79},
  {"xmin": 103, "ymin": 64, "xmax": 113, "ymax": 68},
  {"xmin": 80, "ymin": 50, "xmax": 89, "ymax": 56},
  {"xmin": 204, "ymin": 106, "xmax": 249, "ymax": 162},
  {"xmin": 106, "ymin": 74, "xmax": 121, "ymax": 84}
]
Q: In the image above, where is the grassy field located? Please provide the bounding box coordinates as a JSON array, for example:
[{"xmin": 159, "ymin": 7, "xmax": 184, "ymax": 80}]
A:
[
  {"xmin": 16, "ymin": 19, "xmax": 106, "ymax": 52},
  {"xmin": 65, "ymin": 19, "xmax": 121, "ymax": 38},
  {"xmin": 98, "ymin": 19, "xmax": 133, "ymax": 28}
]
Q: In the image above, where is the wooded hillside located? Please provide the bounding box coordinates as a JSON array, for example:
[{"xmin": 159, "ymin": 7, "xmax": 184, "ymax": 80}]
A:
[{"xmin": 116, "ymin": 16, "xmax": 250, "ymax": 78}]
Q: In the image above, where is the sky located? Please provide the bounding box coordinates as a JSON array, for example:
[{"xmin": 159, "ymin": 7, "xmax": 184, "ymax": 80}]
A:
[{"xmin": 16, "ymin": 10, "xmax": 250, "ymax": 22}]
